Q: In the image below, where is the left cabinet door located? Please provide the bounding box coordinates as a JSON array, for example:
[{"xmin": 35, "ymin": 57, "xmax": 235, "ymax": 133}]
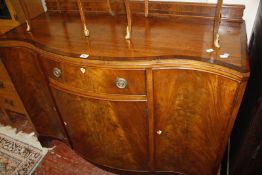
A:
[
  {"xmin": 51, "ymin": 88, "xmax": 149, "ymax": 171},
  {"xmin": 0, "ymin": 47, "xmax": 68, "ymax": 142}
]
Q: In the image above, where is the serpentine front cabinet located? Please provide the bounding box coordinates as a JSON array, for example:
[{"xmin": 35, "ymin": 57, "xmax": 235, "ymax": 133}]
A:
[{"xmin": 0, "ymin": 2, "xmax": 249, "ymax": 175}]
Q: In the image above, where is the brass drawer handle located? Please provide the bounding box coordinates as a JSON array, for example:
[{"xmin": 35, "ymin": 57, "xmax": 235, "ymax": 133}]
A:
[
  {"xmin": 115, "ymin": 78, "xmax": 127, "ymax": 89},
  {"xmin": 53, "ymin": 67, "xmax": 62, "ymax": 78}
]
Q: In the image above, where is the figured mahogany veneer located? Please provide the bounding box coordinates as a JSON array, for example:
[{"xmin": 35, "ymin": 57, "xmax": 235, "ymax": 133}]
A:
[
  {"xmin": 41, "ymin": 57, "xmax": 146, "ymax": 96},
  {"xmin": 0, "ymin": 3, "xmax": 249, "ymax": 174},
  {"xmin": 154, "ymin": 70, "xmax": 239, "ymax": 174},
  {"xmin": 0, "ymin": 47, "xmax": 68, "ymax": 142}
]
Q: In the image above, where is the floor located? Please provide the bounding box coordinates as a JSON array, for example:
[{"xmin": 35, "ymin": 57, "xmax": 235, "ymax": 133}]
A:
[
  {"xmin": 0, "ymin": 108, "xmax": 115, "ymax": 175},
  {"xmin": 33, "ymin": 140, "xmax": 114, "ymax": 175}
]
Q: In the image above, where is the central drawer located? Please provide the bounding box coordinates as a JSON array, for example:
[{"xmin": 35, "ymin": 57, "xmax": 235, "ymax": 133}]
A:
[{"xmin": 41, "ymin": 59, "xmax": 146, "ymax": 95}]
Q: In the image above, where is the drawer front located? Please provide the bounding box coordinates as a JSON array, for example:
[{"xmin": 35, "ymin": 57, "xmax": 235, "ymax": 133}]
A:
[{"xmin": 41, "ymin": 59, "xmax": 146, "ymax": 95}]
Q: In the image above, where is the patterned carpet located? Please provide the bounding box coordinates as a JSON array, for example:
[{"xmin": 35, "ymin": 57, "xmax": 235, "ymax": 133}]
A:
[
  {"xmin": 0, "ymin": 126, "xmax": 48, "ymax": 175},
  {"xmin": 0, "ymin": 109, "xmax": 115, "ymax": 175}
]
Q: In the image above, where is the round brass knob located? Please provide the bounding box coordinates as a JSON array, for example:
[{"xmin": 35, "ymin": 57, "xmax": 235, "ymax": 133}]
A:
[
  {"xmin": 116, "ymin": 78, "xmax": 128, "ymax": 89},
  {"xmin": 53, "ymin": 67, "xmax": 62, "ymax": 78},
  {"xmin": 156, "ymin": 130, "xmax": 162, "ymax": 135}
]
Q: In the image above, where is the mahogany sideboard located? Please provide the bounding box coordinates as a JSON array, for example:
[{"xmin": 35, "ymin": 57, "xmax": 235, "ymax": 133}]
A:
[{"xmin": 0, "ymin": 2, "xmax": 250, "ymax": 175}]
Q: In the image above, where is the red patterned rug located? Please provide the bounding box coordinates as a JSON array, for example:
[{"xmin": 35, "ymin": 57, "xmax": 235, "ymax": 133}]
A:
[
  {"xmin": 0, "ymin": 125, "xmax": 48, "ymax": 175},
  {"xmin": 33, "ymin": 140, "xmax": 115, "ymax": 175}
]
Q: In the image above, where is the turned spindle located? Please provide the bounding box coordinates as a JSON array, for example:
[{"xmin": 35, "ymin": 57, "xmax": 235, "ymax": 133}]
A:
[
  {"xmin": 213, "ymin": 0, "xmax": 223, "ymax": 48},
  {"xmin": 107, "ymin": 0, "xmax": 114, "ymax": 16},
  {"xmin": 77, "ymin": 0, "xmax": 89, "ymax": 37},
  {"xmin": 18, "ymin": 0, "xmax": 31, "ymax": 32},
  {"xmin": 123, "ymin": 0, "xmax": 132, "ymax": 40},
  {"xmin": 145, "ymin": 0, "xmax": 149, "ymax": 17}
]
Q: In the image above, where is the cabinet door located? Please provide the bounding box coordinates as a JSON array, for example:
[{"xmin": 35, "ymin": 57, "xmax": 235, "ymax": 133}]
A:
[
  {"xmin": 0, "ymin": 47, "xmax": 67, "ymax": 141},
  {"xmin": 51, "ymin": 88, "xmax": 149, "ymax": 171},
  {"xmin": 153, "ymin": 69, "xmax": 239, "ymax": 175}
]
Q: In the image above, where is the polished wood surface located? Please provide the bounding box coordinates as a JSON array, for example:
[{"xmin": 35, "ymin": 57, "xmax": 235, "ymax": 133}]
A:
[
  {"xmin": 40, "ymin": 57, "xmax": 146, "ymax": 95},
  {"xmin": 0, "ymin": 0, "xmax": 19, "ymax": 34},
  {"xmin": 76, "ymin": 0, "xmax": 89, "ymax": 37},
  {"xmin": 67, "ymin": 0, "xmax": 225, "ymax": 41},
  {"xmin": 213, "ymin": 0, "xmax": 223, "ymax": 48},
  {"xmin": 45, "ymin": 0, "xmax": 244, "ymax": 22},
  {"xmin": 144, "ymin": 0, "xmax": 148, "ymax": 17},
  {"xmin": 146, "ymin": 68, "xmax": 155, "ymax": 170},
  {"xmin": 0, "ymin": 0, "xmax": 44, "ymax": 34},
  {"xmin": 11, "ymin": 0, "xmax": 44, "ymax": 23},
  {"xmin": 0, "ymin": 2, "xmax": 250, "ymax": 174},
  {"xmin": 0, "ymin": 47, "xmax": 68, "ymax": 142},
  {"xmin": 154, "ymin": 69, "xmax": 240, "ymax": 174},
  {"xmin": 51, "ymin": 88, "xmax": 149, "ymax": 171},
  {"xmin": 0, "ymin": 60, "xmax": 29, "ymax": 117},
  {"xmin": 123, "ymin": 0, "xmax": 131, "ymax": 40},
  {"xmin": 0, "ymin": 12, "xmax": 248, "ymax": 73},
  {"xmin": 0, "ymin": 61, "xmax": 17, "ymax": 95},
  {"xmin": 17, "ymin": 0, "xmax": 31, "ymax": 32}
]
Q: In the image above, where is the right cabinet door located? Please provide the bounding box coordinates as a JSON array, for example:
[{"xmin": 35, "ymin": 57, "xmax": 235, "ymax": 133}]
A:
[{"xmin": 153, "ymin": 69, "xmax": 239, "ymax": 175}]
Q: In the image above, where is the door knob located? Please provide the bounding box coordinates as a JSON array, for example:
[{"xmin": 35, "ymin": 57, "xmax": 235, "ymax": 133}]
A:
[
  {"xmin": 156, "ymin": 130, "xmax": 162, "ymax": 135},
  {"xmin": 80, "ymin": 67, "xmax": 86, "ymax": 74},
  {"xmin": 53, "ymin": 67, "xmax": 62, "ymax": 78}
]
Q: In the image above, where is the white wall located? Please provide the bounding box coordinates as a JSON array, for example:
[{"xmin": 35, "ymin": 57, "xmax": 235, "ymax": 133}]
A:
[{"xmin": 40, "ymin": 0, "xmax": 259, "ymax": 41}]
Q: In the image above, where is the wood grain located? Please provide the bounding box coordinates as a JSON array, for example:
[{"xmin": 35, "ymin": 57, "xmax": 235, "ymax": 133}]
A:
[
  {"xmin": 45, "ymin": 0, "xmax": 244, "ymax": 22},
  {"xmin": 153, "ymin": 69, "xmax": 239, "ymax": 175},
  {"xmin": 0, "ymin": 12, "xmax": 248, "ymax": 73},
  {"xmin": 17, "ymin": 0, "xmax": 31, "ymax": 32},
  {"xmin": 0, "ymin": 2, "xmax": 250, "ymax": 174},
  {"xmin": 0, "ymin": 0, "xmax": 44, "ymax": 34},
  {"xmin": 146, "ymin": 68, "xmax": 155, "ymax": 170},
  {"xmin": 40, "ymin": 57, "xmax": 146, "ymax": 95},
  {"xmin": 123, "ymin": 0, "xmax": 132, "ymax": 39},
  {"xmin": 51, "ymin": 88, "xmax": 149, "ymax": 171},
  {"xmin": 0, "ymin": 47, "xmax": 68, "ymax": 142},
  {"xmin": 76, "ymin": 0, "xmax": 89, "ymax": 37}
]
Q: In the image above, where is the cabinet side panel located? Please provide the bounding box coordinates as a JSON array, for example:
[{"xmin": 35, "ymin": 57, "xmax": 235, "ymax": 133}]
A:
[
  {"xmin": 153, "ymin": 69, "xmax": 239, "ymax": 175},
  {"xmin": 0, "ymin": 47, "xmax": 67, "ymax": 141}
]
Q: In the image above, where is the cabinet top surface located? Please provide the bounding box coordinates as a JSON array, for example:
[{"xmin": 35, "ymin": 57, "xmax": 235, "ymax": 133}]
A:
[{"xmin": 0, "ymin": 12, "xmax": 249, "ymax": 73}]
